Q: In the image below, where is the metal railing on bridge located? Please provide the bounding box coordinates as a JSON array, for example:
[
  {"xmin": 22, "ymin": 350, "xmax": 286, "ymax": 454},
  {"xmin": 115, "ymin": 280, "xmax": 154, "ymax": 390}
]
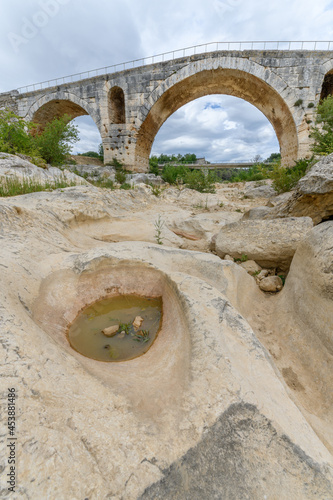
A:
[{"xmin": 16, "ymin": 40, "xmax": 333, "ymax": 94}]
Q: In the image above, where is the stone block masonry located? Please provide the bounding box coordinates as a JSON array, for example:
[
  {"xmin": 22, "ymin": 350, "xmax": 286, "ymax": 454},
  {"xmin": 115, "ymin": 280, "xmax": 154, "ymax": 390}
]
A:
[{"xmin": 1, "ymin": 49, "xmax": 333, "ymax": 171}]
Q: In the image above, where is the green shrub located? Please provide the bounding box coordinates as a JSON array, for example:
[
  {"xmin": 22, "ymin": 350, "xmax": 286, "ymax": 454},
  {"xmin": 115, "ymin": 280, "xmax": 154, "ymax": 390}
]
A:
[
  {"xmin": 120, "ymin": 182, "xmax": 131, "ymax": 190},
  {"xmin": 33, "ymin": 114, "xmax": 79, "ymax": 165},
  {"xmin": 149, "ymin": 156, "xmax": 160, "ymax": 175},
  {"xmin": 115, "ymin": 169, "xmax": 127, "ymax": 184},
  {"xmin": 229, "ymin": 163, "xmax": 273, "ymax": 183},
  {"xmin": 150, "ymin": 184, "xmax": 163, "ymax": 197},
  {"xmin": 0, "ymin": 109, "xmax": 37, "ymax": 155},
  {"xmin": 77, "ymin": 151, "xmax": 100, "ymax": 159},
  {"xmin": 161, "ymin": 164, "xmax": 189, "ymax": 184},
  {"xmin": 310, "ymin": 95, "xmax": 333, "ymax": 155},
  {"xmin": 109, "ymin": 158, "xmax": 123, "ymax": 169},
  {"xmin": 270, "ymin": 158, "xmax": 312, "ymax": 193},
  {"xmin": 0, "ymin": 174, "xmax": 77, "ymax": 197},
  {"xmin": 184, "ymin": 169, "xmax": 217, "ymax": 193}
]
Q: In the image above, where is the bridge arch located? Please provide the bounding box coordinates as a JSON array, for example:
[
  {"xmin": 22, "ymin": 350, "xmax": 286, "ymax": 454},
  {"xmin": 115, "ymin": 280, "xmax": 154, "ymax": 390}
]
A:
[
  {"xmin": 26, "ymin": 91, "xmax": 102, "ymax": 133},
  {"xmin": 134, "ymin": 62, "xmax": 299, "ymax": 169}
]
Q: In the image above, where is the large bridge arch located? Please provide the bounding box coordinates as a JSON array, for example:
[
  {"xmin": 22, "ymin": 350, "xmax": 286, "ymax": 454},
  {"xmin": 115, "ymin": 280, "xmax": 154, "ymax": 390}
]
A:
[
  {"xmin": 134, "ymin": 63, "xmax": 299, "ymax": 170},
  {"xmin": 26, "ymin": 91, "xmax": 102, "ymax": 134}
]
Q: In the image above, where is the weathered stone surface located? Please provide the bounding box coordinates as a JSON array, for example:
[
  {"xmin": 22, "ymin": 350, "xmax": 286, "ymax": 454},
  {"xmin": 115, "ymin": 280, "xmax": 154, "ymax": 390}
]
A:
[
  {"xmin": 0, "ymin": 153, "xmax": 87, "ymax": 185},
  {"xmin": 126, "ymin": 173, "xmax": 165, "ymax": 186},
  {"xmin": 268, "ymin": 154, "xmax": 333, "ymax": 224},
  {"xmin": 102, "ymin": 324, "xmax": 119, "ymax": 337},
  {"xmin": 0, "ymin": 185, "xmax": 332, "ymax": 498},
  {"xmin": 169, "ymin": 212, "xmax": 242, "ymax": 245},
  {"xmin": 244, "ymin": 182, "xmax": 276, "ymax": 199},
  {"xmin": 247, "ymin": 222, "xmax": 333, "ymax": 458},
  {"xmin": 133, "ymin": 316, "xmax": 144, "ymax": 330},
  {"xmin": 240, "ymin": 259, "xmax": 262, "ymax": 275},
  {"xmin": 281, "ymin": 221, "xmax": 333, "ymax": 353},
  {"xmin": 215, "ymin": 217, "xmax": 314, "ymax": 270},
  {"xmin": 267, "ymin": 190, "xmax": 294, "ymax": 207},
  {"xmin": 242, "ymin": 205, "xmax": 273, "ymax": 220},
  {"xmin": 259, "ymin": 275, "xmax": 283, "ymax": 292},
  {"xmin": 66, "ymin": 163, "xmax": 116, "ymax": 182},
  {"xmin": 140, "ymin": 403, "xmax": 333, "ymax": 500},
  {"xmin": 3, "ymin": 50, "xmax": 331, "ymax": 170}
]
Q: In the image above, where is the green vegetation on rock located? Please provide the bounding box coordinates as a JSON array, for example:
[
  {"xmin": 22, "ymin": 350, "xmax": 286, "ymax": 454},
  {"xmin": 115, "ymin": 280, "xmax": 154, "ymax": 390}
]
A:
[
  {"xmin": 0, "ymin": 109, "xmax": 79, "ymax": 166},
  {"xmin": 0, "ymin": 174, "xmax": 77, "ymax": 197},
  {"xmin": 310, "ymin": 95, "xmax": 333, "ymax": 155}
]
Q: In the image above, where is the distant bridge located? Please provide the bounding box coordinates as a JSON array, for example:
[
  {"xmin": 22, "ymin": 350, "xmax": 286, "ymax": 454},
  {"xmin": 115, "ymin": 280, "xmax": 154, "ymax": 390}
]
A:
[
  {"xmin": 157, "ymin": 162, "xmax": 264, "ymax": 170},
  {"xmin": 1, "ymin": 41, "xmax": 333, "ymax": 172}
]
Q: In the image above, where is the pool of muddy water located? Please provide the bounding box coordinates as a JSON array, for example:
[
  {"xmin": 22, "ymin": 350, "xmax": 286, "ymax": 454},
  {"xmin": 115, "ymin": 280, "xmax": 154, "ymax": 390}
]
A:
[{"xmin": 67, "ymin": 295, "xmax": 162, "ymax": 362}]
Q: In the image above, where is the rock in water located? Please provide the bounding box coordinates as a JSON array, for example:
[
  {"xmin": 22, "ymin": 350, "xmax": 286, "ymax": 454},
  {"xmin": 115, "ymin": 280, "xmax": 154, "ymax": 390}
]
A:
[
  {"xmin": 133, "ymin": 315, "xmax": 144, "ymax": 330},
  {"xmin": 102, "ymin": 324, "xmax": 119, "ymax": 337}
]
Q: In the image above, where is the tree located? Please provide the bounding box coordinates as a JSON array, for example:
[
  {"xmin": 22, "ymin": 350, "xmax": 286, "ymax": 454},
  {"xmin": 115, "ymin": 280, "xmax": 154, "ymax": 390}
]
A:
[
  {"xmin": 0, "ymin": 110, "xmax": 80, "ymax": 166},
  {"xmin": 98, "ymin": 143, "xmax": 104, "ymax": 162},
  {"xmin": 310, "ymin": 95, "xmax": 333, "ymax": 155},
  {"xmin": 0, "ymin": 109, "xmax": 36, "ymax": 155},
  {"xmin": 33, "ymin": 114, "xmax": 79, "ymax": 165},
  {"xmin": 265, "ymin": 152, "xmax": 281, "ymax": 163}
]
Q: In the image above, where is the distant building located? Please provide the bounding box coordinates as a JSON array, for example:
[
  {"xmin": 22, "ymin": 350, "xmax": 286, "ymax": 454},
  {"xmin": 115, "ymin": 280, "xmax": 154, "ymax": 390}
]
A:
[{"xmin": 195, "ymin": 158, "xmax": 209, "ymax": 165}]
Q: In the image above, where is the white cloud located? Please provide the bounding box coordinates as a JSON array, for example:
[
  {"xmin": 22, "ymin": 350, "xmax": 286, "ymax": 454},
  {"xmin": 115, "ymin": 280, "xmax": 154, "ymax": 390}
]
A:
[{"xmin": 151, "ymin": 95, "xmax": 279, "ymax": 162}]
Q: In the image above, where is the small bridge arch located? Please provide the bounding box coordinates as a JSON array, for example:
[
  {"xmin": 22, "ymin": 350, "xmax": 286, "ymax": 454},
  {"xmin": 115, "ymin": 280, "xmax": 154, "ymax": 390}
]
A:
[{"xmin": 26, "ymin": 91, "xmax": 102, "ymax": 134}]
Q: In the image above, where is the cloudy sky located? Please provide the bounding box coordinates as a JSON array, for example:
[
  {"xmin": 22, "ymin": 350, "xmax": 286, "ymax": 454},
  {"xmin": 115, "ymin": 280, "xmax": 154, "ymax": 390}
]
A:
[{"xmin": 1, "ymin": 0, "xmax": 333, "ymax": 162}]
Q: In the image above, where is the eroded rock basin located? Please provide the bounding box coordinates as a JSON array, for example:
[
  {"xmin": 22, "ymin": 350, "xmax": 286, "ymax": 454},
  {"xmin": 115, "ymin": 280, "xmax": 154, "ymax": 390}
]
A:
[{"xmin": 0, "ymin": 186, "xmax": 332, "ymax": 500}]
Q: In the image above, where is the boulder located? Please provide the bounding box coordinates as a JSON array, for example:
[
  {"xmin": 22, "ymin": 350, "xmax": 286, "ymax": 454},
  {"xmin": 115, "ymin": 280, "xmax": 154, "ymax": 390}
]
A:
[
  {"xmin": 242, "ymin": 206, "xmax": 273, "ymax": 220},
  {"xmin": 259, "ymin": 276, "xmax": 283, "ymax": 292},
  {"xmin": 244, "ymin": 182, "xmax": 276, "ymax": 199},
  {"xmin": 0, "ymin": 153, "xmax": 87, "ymax": 186},
  {"xmin": 170, "ymin": 212, "xmax": 242, "ymax": 241},
  {"xmin": 267, "ymin": 154, "xmax": 333, "ymax": 224},
  {"xmin": 66, "ymin": 163, "xmax": 116, "ymax": 182},
  {"xmin": 126, "ymin": 173, "xmax": 165, "ymax": 186},
  {"xmin": 239, "ymin": 260, "xmax": 262, "ymax": 275},
  {"xmin": 215, "ymin": 217, "xmax": 314, "ymax": 270},
  {"xmin": 281, "ymin": 221, "xmax": 333, "ymax": 354},
  {"xmin": 267, "ymin": 191, "xmax": 294, "ymax": 207}
]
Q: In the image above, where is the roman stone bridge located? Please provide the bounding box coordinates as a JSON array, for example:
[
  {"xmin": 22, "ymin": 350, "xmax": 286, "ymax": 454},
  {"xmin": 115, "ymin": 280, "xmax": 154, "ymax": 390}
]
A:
[{"xmin": 1, "ymin": 43, "xmax": 333, "ymax": 171}]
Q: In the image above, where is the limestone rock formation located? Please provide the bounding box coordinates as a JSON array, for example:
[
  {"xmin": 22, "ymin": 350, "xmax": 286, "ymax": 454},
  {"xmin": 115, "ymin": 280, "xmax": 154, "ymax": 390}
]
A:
[
  {"xmin": 268, "ymin": 154, "xmax": 333, "ymax": 224},
  {"xmin": 0, "ymin": 183, "xmax": 332, "ymax": 499},
  {"xmin": 126, "ymin": 172, "xmax": 165, "ymax": 186},
  {"xmin": 66, "ymin": 163, "xmax": 116, "ymax": 182},
  {"xmin": 239, "ymin": 259, "xmax": 262, "ymax": 275},
  {"xmin": 0, "ymin": 153, "xmax": 87, "ymax": 185},
  {"xmin": 258, "ymin": 275, "xmax": 283, "ymax": 292},
  {"xmin": 215, "ymin": 217, "xmax": 314, "ymax": 270},
  {"xmin": 246, "ymin": 221, "xmax": 333, "ymax": 461},
  {"xmin": 242, "ymin": 205, "xmax": 273, "ymax": 220},
  {"xmin": 169, "ymin": 212, "xmax": 242, "ymax": 250},
  {"xmin": 244, "ymin": 181, "xmax": 276, "ymax": 199}
]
